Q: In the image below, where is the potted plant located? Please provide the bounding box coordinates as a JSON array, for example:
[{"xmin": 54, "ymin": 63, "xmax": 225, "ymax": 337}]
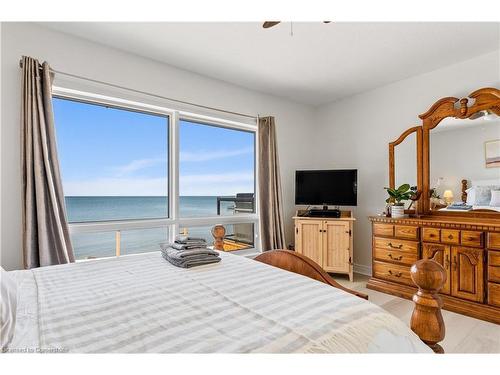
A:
[{"xmin": 384, "ymin": 184, "xmax": 413, "ymax": 218}]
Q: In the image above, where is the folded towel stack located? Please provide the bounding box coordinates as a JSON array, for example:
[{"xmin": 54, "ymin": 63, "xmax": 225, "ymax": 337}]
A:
[
  {"xmin": 447, "ymin": 203, "xmax": 473, "ymax": 210},
  {"xmin": 160, "ymin": 236, "xmax": 221, "ymax": 268}
]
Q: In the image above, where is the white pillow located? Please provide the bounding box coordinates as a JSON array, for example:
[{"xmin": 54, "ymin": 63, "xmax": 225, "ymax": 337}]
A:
[
  {"xmin": 490, "ymin": 190, "xmax": 500, "ymax": 207},
  {"xmin": 1, "ymin": 267, "xmax": 17, "ymax": 351},
  {"xmin": 474, "ymin": 186, "xmax": 494, "ymax": 205},
  {"xmin": 465, "ymin": 187, "xmax": 476, "ymax": 205}
]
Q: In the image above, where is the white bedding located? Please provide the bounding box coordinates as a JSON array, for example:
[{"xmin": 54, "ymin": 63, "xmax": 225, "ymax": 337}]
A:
[{"xmin": 7, "ymin": 252, "xmax": 430, "ymax": 353}]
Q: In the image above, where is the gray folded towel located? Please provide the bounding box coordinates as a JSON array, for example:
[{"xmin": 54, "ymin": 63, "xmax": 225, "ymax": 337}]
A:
[
  {"xmin": 171, "ymin": 242, "xmax": 207, "ymax": 251},
  {"xmin": 160, "ymin": 245, "xmax": 219, "ymax": 260},
  {"xmin": 175, "ymin": 235, "xmax": 207, "ymax": 244},
  {"xmin": 160, "ymin": 248, "xmax": 221, "ymax": 268},
  {"xmin": 161, "ymin": 247, "xmax": 220, "ymax": 268}
]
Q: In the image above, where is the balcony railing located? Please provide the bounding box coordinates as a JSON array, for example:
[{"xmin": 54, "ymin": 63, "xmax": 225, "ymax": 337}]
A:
[{"xmin": 69, "ymin": 193, "xmax": 258, "ymax": 260}]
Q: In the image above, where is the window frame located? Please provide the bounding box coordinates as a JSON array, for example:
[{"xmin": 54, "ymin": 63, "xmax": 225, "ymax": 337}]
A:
[{"xmin": 52, "ymin": 86, "xmax": 261, "ymax": 255}]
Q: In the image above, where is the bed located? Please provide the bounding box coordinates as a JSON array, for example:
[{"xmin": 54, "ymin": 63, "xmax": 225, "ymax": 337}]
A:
[
  {"xmin": 4, "ymin": 250, "xmax": 432, "ymax": 353},
  {"xmin": 439, "ymin": 178, "xmax": 500, "ymax": 212}
]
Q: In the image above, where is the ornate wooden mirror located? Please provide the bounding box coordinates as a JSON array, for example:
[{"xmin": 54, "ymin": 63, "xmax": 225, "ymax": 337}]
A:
[
  {"xmin": 388, "ymin": 126, "xmax": 423, "ymax": 212},
  {"xmin": 420, "ymin": 87, "xmax": 500, "ymax": 216}
]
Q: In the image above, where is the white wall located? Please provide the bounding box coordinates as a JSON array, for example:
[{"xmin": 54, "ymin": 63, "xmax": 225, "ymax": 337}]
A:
[
  {"xmin": 0, "ymin": 23, "xmax": 317, "ymax": 270},
  {"xmin": 2, "ymin": 23, "xmax": 499, "ymax": 273},
  {"xmin": 313, "ymin": 51, "xmax": 500, "ymax": 274}
]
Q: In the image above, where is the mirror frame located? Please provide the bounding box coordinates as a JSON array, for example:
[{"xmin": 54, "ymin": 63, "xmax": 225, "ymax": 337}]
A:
[
  {"xmin": 419, "ymin": 87, "xmax": 500, "ymax": 217},
  {"xmin": 389, "ymin": 126, "xmax": 423, "ymax": 211}
]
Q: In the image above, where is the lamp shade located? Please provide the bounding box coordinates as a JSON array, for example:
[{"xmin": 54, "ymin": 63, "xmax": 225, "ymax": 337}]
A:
[{"xmin": 443, "ymin": 190, "xmax": 454, "ymax": 199}]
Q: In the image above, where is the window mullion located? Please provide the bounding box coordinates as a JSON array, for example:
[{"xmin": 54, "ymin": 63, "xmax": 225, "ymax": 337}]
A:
[{"xmin": 170, "ymin": 111, "xmax": 180, "ymax": 242}]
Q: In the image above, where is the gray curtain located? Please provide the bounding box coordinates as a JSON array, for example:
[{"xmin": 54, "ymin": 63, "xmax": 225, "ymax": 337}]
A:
[
  {"xmin": 258, "ymin": 116, "xmax": 286, "ymax": 250},
  {"xmin": 21, "ymin": 56, "xmax": 75, "ymax": 268}
]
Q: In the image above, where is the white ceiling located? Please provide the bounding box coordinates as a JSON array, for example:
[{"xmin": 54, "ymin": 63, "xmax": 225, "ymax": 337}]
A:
[{"xmin": 41, "ymin": 22, "xmax": 499, "ymax": 106}]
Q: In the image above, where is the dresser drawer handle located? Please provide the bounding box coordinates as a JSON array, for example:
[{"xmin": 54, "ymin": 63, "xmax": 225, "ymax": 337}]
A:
[
  {"xmin": 445, "ymin": 254, "xmax": 450, "ymax": 270},
  {"xmin": 388, "ymin": 242, "xmax": 403, "ymax": 249},
  {"xmin": 388, "ymin": 270, "xmax": 402, "ymax": 277},
  {"xmin": 448, "ymin": 234, "xmax": 454, "ymax": 240},
  {"xmin": 388, "ymin": 253, "xmax": 403, "ymax": 261}
]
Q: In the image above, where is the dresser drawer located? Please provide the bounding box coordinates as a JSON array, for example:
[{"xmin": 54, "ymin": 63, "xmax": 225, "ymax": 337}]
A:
[
  {"xmin": 373, "ymin": 237, "xmax": 419, "ymax": 254},
  {"xmin": 373, "ymin": 223, "xmax": 394, "ymax": 237},
  {"xmin": 374, "ymin": 248, "xmax": 418, "ymax": 266},
  {"xmin": 422, "ymin": 227, "xmax": 440, "ymax": 242},
  {"xmin": 488, "ymin": 282, "xmax": 500, "ymax": 307},
  {"xmin": 487, "ymin": 233, "xmax": 500, "ymax": 250},
  {"xmin": 461, "ymin": 231, "xmax": 483, "ymax": 248},
  {"xmin": 488, "ymin": 251, "xmax": 500, "ymax": 283},
  {"xmin": 394, "ymin": 225, "xmax": 419, "ymax": 240},
  {"xmin": 441, "ymin": 229, "xmax": 460, "ymax": 245},
  {"xmin": 373, "ymin": 261, "xmax": 414, "ymax": 286}
]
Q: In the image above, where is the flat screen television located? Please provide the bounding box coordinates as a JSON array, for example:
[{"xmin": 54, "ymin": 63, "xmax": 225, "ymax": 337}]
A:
[{"xmin": 295, "ymin": 169, "xmax": 357, "ymax": 206}]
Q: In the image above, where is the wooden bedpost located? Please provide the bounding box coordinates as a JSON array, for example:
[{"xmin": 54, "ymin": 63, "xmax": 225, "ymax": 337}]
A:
[
  {"xmin": 410, "ymin": 259, "xmax": 446, "ymax": 353},
  {"xmin": 461, "ymin": 179, "xmax": 468, "ymax": 203},
  {"xmin": 212, "ymin": 225, "xmax": 225, "ymax": 251}
]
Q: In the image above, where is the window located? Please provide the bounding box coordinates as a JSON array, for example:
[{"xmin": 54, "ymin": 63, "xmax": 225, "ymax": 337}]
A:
[
  {"xmin": 53, "ymin": 90, "xmax": 259, "ymax": 260},
  {"xmin": 54, "ymin": 98, "xmax": 169, "ymax": 222},
  {"xmin": 179, "ymin": 119, "xmax": 255, "ymax": 218}
]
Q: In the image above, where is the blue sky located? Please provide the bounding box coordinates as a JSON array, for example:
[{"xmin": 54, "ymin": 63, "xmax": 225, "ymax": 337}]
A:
[{"xmin": 53, "ymin": 98, "xmax": 255, "ymax": 196}]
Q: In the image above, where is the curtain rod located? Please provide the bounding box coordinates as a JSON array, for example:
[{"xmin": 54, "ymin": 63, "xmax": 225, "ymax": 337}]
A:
[{"xmin": 19, "ymin": 59, "xmax": 258, "ymax": 120}]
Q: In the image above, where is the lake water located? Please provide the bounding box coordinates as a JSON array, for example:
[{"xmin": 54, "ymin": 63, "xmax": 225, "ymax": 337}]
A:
[{"xmin": 66, "ymin": 196, "xmax": 251, "ymax": 259}]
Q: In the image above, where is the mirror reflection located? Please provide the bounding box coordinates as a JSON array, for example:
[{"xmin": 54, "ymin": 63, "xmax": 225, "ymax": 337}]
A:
[
  {"xmin": 394, "ymin": 131, "xmax": 417, "ymax": 209},
  {"xmin": 430, "ymin": 111, "xmax": 500, "ymax": 212}
]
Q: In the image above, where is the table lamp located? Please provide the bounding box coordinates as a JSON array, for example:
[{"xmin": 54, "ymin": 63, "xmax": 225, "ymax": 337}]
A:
[{"xmin": 443, "ymin": 190, "xmax": 454, "ymax": 206}]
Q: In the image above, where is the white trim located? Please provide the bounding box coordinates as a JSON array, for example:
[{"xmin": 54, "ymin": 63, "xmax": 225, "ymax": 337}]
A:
[
  {"xmin": 55, "ymin": 86, "xmax": 261, "ymax": 254},
  {"xmin": 353, "ymin": 263, "xmax": 372, "ymax": 276},
  {"xmin": 53, "ymin": 86, "xmax": 175, "ymax": 118},
  {"xmin": 180, "ymin": 112, "xmax": 257, "ymax": 132}
]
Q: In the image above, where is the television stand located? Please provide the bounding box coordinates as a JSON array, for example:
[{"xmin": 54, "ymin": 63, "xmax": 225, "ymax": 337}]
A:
[{"xmin": 293, "ymin": 210, "xmax": 355, "ymax": 281}]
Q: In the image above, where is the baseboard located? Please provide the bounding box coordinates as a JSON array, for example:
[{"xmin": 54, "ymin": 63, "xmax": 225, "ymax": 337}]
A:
[{"xmin": 353, "ymin": 263, "xmax": 372, "ymax": 276}]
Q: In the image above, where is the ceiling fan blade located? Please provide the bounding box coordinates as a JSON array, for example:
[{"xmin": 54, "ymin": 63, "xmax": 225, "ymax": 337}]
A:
[
  {"xmin": 323, "ymin": 21, "xmax": 332, "ymax": 23},
  {"xmin": 263, "ymin": 21, "xmax": 281, "ymax": 29}
]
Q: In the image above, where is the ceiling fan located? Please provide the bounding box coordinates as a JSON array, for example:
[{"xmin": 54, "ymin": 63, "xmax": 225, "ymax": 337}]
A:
[{"xmin": 263, "ymin": 21, "xmax": 331, "ymax": 29}]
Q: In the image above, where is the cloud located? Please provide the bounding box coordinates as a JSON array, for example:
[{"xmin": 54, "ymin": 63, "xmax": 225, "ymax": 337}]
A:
[
  {"xmin": 63, "ymin": 172, "xmax": 254, "ymax": 196},
  {"xmin": 63, "ymin": 177, "xmax": 168, "ymax": 196},
  {"xmin": 113, "ymin": 158, "xmax": 166, "ymax": 176},
  {"xmin": 180, "ymin": 148, "xmax": 253, "ymax": 162},
  {"xmin": 180, "ymin": 172, "xmax": 254, "ymax": 196}
]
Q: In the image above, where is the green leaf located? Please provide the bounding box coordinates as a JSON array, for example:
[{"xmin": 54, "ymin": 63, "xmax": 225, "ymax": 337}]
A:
[{"xmin": 396, "ymin": 184, "xmax": 410, "ymax": 193}]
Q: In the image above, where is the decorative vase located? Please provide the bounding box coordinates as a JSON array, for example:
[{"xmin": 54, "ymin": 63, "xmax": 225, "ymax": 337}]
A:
[{"xmin": 391, "ymin": 204, "xmax": 405, "ymax": 218}]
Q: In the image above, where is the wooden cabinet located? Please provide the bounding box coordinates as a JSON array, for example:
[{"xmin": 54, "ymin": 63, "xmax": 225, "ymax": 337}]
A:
[
  {"xmin": 368, "ymin": 216, "xmax": 500, "ymax": 324},
  {"xmin": 422, "ymin": 243, "xmax": 451, "ymax": 295},
  {"xmin": 294, "ymin": 219, "xmax": 323, "ymax": 265},
  {"xmin": 441, "ymin": 229, "xmax": 460, "ymax": 245},
  {"xmin": 323, "ymin": 221, "xmax": 350, "ymax": 274},
  {"xmin": 294, "ymin": 215, "xmax": 354, "ymax": 281},
  {"xmin": 451, "ymin": 247, "xmax": 484, "ymax": 303}
]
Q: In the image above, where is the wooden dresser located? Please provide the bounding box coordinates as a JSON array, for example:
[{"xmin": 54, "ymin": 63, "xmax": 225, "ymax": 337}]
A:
[
  {"xmin": 368, "ymin": 215, "xmax": 500, "ymax": 324},
  {"xmin": 294, "ymin": 212, "xmax": 354, "ymax": 281}
]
